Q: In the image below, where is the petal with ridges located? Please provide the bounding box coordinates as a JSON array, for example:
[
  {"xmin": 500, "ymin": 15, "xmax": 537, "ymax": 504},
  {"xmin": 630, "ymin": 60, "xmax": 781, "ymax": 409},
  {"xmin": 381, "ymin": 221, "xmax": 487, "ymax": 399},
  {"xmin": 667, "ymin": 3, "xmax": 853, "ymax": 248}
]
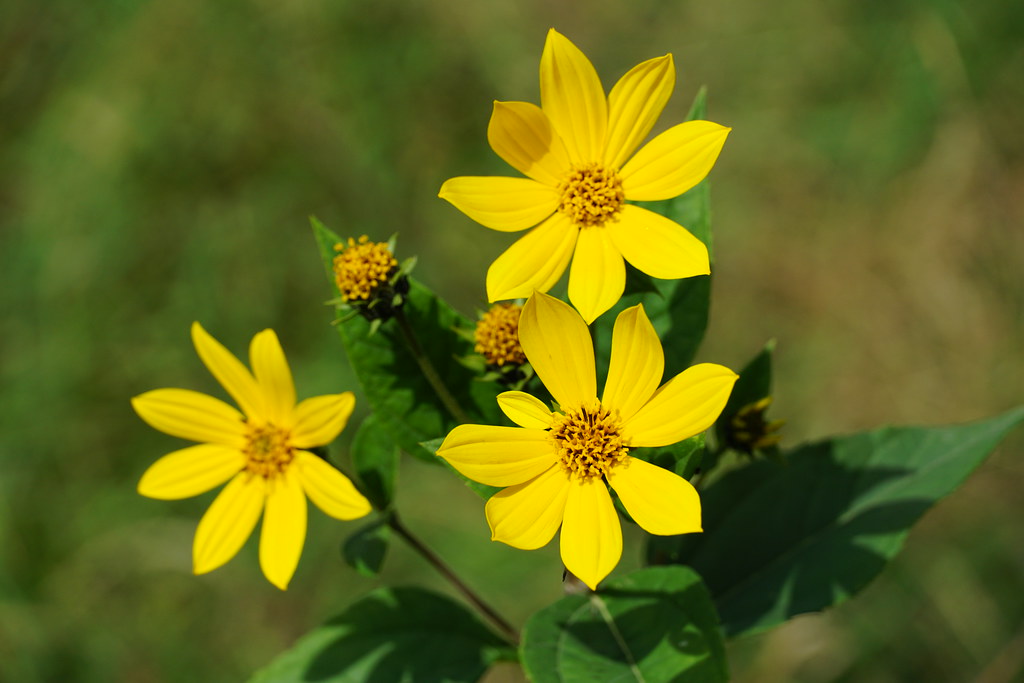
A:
[
  {"xmin": 604, "ymin": 54, "xmax": 675, "ymax": 170},
  {"xmin": 193, "ymin": 473, "xmax": 265, "ymax": 575},
  {"xmin": 138, "ymin": 444, "xmax": 245, "ymax": 500},
  {"xmin": 259, "ymin": 470, "xmax": 307, "ymax": 590},
  {"xmin": 249, "ymin": 329, "xmax": 296, "ymax": 425},
  {"xmin": 191, "ymin": 322, "xmax": 265, "ymax": 420},
  {"xmin": 437, "ymin": 425, "xmax": 557, "ymax": 488},
  {"xmin": 519, "ymin": 291, "xmax": 597, "ymax": 410},
  {"xmin": 439, "ymin": 176, "xmax": 559, "ymax": 232},
  {"xmin": 132, "ymin": 389, "xmax": 246, "ymax": 448},
  {"xmin": 295, "ymin": 451, "xmax": 371, "ymax": 519},
  {"xmin": 488, "ymin": 101, "xmax": 571, "ymax": 186},
  {"xmin": 497, "ymin": 391, "xmax": 554, "ymax": 429},
  {"xmin": 290, "ymin": 392, "xmax": 355, "ymax": 449},
  {"xmin": 607, "ymin": 457, "xmax": 701, "ymax": 535},
  {"xmin": 560, "ymin": 477, "xmax": 622, "ymax": 590},
  {"xmin": 567, "ymin": 228, "xmax": 625, "ymax": 325},
  {"xmin": 622, "ymin": 363, "xmax": 738, "ymax": 447},
  {"xmin": 619, "ymin": 120, "xmax": 730, "ymax": 201},
  {"xmin": 540, "ymin": 29, "xmax": 608, "ymax": 163},
  {"xmin": 486, "ymin": 465, "xmax": 569, "ymax": 549},
  {"xmin": 602, "ymin": 304, "xmax": 664, "ymax": 423},
  {"xmin": 486, "ymin": 213, "xmax": 577, "ymax": 301},
  {"xmin": 606, "ymin": 204, "xmax": 709, "ymax": 279}
]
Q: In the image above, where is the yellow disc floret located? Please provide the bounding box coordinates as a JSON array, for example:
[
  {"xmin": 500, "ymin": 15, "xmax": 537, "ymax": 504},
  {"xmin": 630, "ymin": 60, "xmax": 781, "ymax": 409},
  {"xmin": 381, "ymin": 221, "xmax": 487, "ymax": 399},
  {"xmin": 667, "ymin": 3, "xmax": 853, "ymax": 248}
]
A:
[
  {"xmin": 474, "ymin": 303, "xmax": 526, "ymax": 367},
  {"xmin": 551, "ymin": 403, "xmax": 629, "ymax": 481},
  {"xmin": 244, "ymin": 423, "xmax": 295, "ymax": 479},
  {"xmin": 558, "ymin": 163, "xmax": 625, "ymax": 229},
  {"xmin": 332, "ymin": 236, "xmax": 398, "ymax": 302}
]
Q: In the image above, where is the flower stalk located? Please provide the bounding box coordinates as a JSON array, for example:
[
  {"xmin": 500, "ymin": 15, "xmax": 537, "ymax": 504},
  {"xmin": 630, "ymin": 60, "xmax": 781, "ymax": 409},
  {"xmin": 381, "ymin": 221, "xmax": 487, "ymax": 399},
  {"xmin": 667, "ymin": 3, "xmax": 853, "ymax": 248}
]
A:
[{"xmin": 393, "ymin": 308, "xmax": 472, "ymax": 425}]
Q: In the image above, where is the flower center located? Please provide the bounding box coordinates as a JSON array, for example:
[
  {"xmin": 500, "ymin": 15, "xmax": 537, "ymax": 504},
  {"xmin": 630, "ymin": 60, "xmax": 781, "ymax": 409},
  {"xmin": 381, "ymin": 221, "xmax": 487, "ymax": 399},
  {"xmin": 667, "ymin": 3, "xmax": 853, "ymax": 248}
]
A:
[
  {"xmin": 551, "ymin": 403, "xmax": 629, "ymax": 481},
  {"xmin": 332, "ymin": 235, "xmax": 398, "ymax": 302},
  {"xmin": 558, "ymin": 163, "xmax": 625, "ymax": 229},
  {"xmin": 474, "ymin": 303, "xmax": 526, "ymax": 367},
  {"xmin": 244, "ymin": 423, "xmax": 294, "ymax": 479}
]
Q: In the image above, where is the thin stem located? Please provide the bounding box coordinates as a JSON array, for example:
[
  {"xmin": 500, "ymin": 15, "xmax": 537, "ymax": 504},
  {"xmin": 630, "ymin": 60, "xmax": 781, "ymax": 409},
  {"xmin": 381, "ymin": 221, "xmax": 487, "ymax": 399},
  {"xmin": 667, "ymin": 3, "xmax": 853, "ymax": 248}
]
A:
[
  {"xmin": 393, "ymin": 309, "xmax": 472, "ymax": 424},
  {"xmin": 387, "ymin": 512, "xmax": 520, "ymax": 646}
]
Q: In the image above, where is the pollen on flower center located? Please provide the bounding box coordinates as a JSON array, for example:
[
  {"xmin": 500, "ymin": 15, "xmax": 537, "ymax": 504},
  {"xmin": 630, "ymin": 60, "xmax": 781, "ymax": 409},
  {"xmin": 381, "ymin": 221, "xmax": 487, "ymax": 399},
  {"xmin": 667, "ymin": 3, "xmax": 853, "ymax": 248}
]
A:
[
  {"xmin": 558, "ymin": 163, "xmax": 625, "ymax": 229},
  {"xmin": 474, "ymin": 303, "xmax": 526, "ymax": 367},
  {"xmin": 551, "ymin": 403, "xmax": 629, "ymax": 481},
  {"xmin": 244, "ymin": 423, "xmax": 294, "ymax": 479},
  {"xmin": 332, "ymin": 235, "xmax": 398, "ymax": 302}
]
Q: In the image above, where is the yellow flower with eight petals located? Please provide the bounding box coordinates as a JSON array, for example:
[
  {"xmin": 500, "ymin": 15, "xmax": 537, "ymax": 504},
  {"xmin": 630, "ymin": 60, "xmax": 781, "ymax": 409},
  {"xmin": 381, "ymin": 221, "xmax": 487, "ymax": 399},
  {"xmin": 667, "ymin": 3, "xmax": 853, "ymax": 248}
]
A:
[
  {"xmin": 437, "ymin": 292, "xmax": 737, "ymax": 590},
  {"xmin": 439, "ymin": 29, "xmax": 731, "ymax": 324},
  {"xmin": 132, "ymin": 323, "xmax": 371, "ymax": 590}
]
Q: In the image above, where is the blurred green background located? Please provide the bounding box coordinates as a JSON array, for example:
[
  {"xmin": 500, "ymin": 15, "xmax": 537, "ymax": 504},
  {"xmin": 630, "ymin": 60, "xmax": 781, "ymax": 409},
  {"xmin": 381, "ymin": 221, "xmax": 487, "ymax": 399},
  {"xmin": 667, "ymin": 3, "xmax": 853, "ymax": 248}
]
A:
[{"xmin": 2, "ymin": 0, "xmax": 1023, "ymax": 681}]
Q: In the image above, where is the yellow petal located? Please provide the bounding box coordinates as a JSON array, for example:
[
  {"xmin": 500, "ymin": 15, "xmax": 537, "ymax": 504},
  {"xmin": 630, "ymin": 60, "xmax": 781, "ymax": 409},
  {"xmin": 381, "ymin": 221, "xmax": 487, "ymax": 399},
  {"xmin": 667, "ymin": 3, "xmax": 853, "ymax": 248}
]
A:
[
  {"xmin": 604, "ymin": 54, "xmax": 675, "ymax": 170},
  {"xmin": 132, "ymin": 389, "xmax": 246, "ymax": 448},
  {"xmin": 486, "ymin": 465, "xmax": 569, "ymax": 549},
  {"xmin": 290, "ymin": 392, "xmax": 355, "ymax": 449},
  {"xmin": 193, "ymin": 473, "xmax": 265, "ymax": 575},
  {"xmin": 540, "ymin": 29, "xmax": 608, "ymax": 162},
  {"xmin": 605, "ymin": 204, "xmax": 709, "ymax": 279},
  {"xmin": 606, "ymin": 457, "xmax": 701, "ymax": 535},
  {"xmin": 567, "ymin": 228, "xmax": 625, "ymax": 325},
  {"xmin": 488, "ymin": 101, "xmax": 571, "ymax": 186},
  {"xmin": 622, "ymin": 363, "xmax": 738, "ymax": 447},
  {"xmin": 439, "ymin": 176, "xmax": 559, "ymax": 232},
  {"xmin": 497, "ymin": 391, "xmax": 554, "ymax": 429},
  {"xmin": 294, "ymin": 451, "xmax": 371, "ymax": 519},
  {"xmin": 191, "ymin": 322, "xmax": 265, "ymax": 420},
  {"xmin": 519, "ymin": 291, "xmax": 597, "ymax": 410},
  {"xmin": 138, "ymin": 444, "xmax": 244, "ymax": 500},
  {"xmin": 486, "ymin": 212, "xmax": 577, "ymax": 301},
  {"xmin": 560, "ymin": 477, "xmax": 622, "ymax": 590},
  {"xmin": 249, "ymin": 329, "xmax": 296, "ymax": 425},
  {"xmin": 259, "ymin": 470, "xmax": 307, "ymax": 590},
  {"xmin": 619, "ymin": 120, "xmax": 730, "ymax": 201},
  {"xmin": 437, "ymin": 424, "xmax": 557, "ymax": 487},
  {"xmin": 601, "ymin": 304, "xmax": 664, "ymax": 423}
]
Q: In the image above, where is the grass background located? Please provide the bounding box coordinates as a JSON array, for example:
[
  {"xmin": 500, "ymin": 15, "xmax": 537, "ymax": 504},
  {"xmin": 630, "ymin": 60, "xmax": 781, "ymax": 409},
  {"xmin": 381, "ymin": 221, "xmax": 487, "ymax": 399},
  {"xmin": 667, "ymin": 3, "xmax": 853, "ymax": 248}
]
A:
[{"xmin": 2, "ymin": 0, "xmax": 1023, "ymax": 680}]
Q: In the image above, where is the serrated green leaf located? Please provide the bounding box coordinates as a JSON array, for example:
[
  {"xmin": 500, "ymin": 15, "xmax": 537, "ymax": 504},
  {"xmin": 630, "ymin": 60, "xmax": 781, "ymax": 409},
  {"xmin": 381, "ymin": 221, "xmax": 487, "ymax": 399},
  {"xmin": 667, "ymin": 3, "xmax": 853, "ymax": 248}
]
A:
[
  {"xmin": 351, "ymin": 413, "xmax": 399, "ymax": 510},
  {"xmin": 648, "ymin": 407, "xmax": 1024, "ymax": 637},
  {"xmin": 342, "ymin": 520, "xmax": 389, "ymax": 578},
  {"xmin": 250, "ymin": 587, "xmax": 506, "ymax": 683},
  {"xmin": 520, "ymin": 566, "xmax": 728, "ymax": 683}
]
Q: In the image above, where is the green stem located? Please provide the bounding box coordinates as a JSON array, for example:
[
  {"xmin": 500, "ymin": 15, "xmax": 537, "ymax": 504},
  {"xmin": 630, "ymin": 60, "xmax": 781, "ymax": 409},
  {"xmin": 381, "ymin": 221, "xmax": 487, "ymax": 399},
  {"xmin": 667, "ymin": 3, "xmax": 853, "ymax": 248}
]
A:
[
  {"xmin": 387, "ymin": 512, "xmax": 520, "ymax": 646},
  {"xmin": 393, "ymin": 309, "xmax": 472, "ymax": 424}
]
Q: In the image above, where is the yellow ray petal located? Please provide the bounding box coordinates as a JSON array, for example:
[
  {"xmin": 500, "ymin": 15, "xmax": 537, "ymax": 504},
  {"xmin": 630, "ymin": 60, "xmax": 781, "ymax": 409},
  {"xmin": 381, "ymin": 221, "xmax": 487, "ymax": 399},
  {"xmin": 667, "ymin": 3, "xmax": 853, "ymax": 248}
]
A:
[
  {"xmin": 486, "ymin": 464, "xmax": 569, "ymax": 549},
  {"xmin": 191, "ymin": 322, "xmax": 265, "ymax": 420},
  {"xmin": 488, "ymin": 101, "xmax": 571, "ymax": 186},
  {"xmin": 437, "ymin": 424, "xmax": 557, "ymax": 488},
  {"xmin": 604, "ymin": 54, "xmax": 675, "ymax": 170},
  {"xmin": 622, "ymin": 363, "xmax": 738, "ymax": 447},
  {"xmin": 138, "ymin": 443, "xmax": 245, "ymax": 500},
  {"xmin": 497, "ymin": 391, "xmax": 555, "ymax": 429},
  {"xmin": 567, "ymin": 228, "xmax": 625, "ymax": 324},
  {"xmin": 290, "ymin": 392, "xmax": 355, "ymax": 449},
  {"xmin": 540, "ymin": 29, "xmax": 608, "ymax": 163},
  {"xmin": 560, "ymin": 477, "xmax": 622, "ymax": 590},
  {"xmin": 439, "ymin": 176, "xmax": 559, "ymax": 232},
  {"xmin": 606, "ymin": 457, "xmax": 701, "ymax": 535},
  {"xmin": 295, "ymin": 451, "xmax": 371, "ymax": 519},
  {"xmin": 519, "ymin": 291, "xmax": 597, "ymax": 410},
  {"xmin": 619, "ymin": 120, "xmax": 730, "ymax": 201},
  {"xmin": 259, "ymin": 470, "xmax": 307, "ymax": 590},
  {"xmin": 192, "ymin": 473, "xmax": 265, "ymax": 575},
  {"xmin": 131, "ymin": 389, "xmax": 246, "ymax": 448},
  {"xmin": 605, "ymin": 204, "xmax": 709, "ymax": 279},
  {"xmin": 249, "ymin": 329, "xmax": 296, "ymax": 425},
  {"xmin": 486, "ymin": 212, "xmax": 577, "ymax": 301},
  {"xmin": 601, "ymin": 304, "xmax": 664, "ymax": 422}
]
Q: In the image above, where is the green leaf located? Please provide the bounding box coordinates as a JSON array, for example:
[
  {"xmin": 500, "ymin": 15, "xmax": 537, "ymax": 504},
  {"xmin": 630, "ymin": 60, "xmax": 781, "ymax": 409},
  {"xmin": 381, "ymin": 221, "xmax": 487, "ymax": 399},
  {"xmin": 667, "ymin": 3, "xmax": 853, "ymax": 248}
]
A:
[
  {"xmin": 351, "ymin": 413, "xmax": 399, "ymax": 510},
  {"xmin": 342, "ymin": 519, "xmax": 389, "ymax": 578},
  {"xmin": 250, "ymin": 587, "xmax": 506, "ymax": 683},
  {"xmin": 520, "ymin": 566, "xmax": 728, "ymax": 683},
  {"xmin": 648, "ymin": 407, "xmax": 1024, "ymax": 637},
  {"xmin": 647, "ymin": 433, "xmax": 706, "ymax": 480}
]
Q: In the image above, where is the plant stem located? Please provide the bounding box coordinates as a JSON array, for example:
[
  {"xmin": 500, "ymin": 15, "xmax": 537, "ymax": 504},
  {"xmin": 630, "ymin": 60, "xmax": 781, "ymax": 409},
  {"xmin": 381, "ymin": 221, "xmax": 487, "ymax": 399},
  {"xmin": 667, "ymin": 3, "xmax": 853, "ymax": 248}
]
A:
[
  {"xmin": 393, "ymin": 309, "xmax": 472, "ymax": 424},
  {"xmin": 387, "ymin": 512, "xmax": 520, "ymax": 646}
]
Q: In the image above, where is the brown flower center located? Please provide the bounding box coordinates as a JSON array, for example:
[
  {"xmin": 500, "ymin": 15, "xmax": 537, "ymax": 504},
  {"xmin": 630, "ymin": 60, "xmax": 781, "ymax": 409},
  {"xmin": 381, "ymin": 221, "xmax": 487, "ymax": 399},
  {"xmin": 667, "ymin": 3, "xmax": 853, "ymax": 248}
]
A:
[
  {"xmin": 474, "ymin": 303, "xmax": 526, "ymax": 367},
  {"xmin": 551, "ymin": 403, "xmax": 629, "ymax": 481},
  {"xmin": 244, "ymin": 423, "xmax": 294, "ymax": 479},
  {"xmin": 558, "ymin": 163, "xmax": 625, "ymax": 229}
]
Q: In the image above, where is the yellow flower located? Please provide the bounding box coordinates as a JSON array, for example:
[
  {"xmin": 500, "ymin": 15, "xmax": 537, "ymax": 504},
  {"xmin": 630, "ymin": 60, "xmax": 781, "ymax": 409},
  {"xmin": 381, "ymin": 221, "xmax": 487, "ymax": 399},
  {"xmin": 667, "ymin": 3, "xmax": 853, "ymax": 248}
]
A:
[
  {"xmin": 439, "ymin": 29, "xmax": 731, "ymax": 324},
  {"xmin": 437, "ymin": 292, "xmax": 737, "ymax": 589},
  {"xmin": 132, "ymin": 323, "xmax": 371, "ymax": 590},
  {"xmin": 475, "ymin": 302, "xmax": 526, "ymax": 367}
]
